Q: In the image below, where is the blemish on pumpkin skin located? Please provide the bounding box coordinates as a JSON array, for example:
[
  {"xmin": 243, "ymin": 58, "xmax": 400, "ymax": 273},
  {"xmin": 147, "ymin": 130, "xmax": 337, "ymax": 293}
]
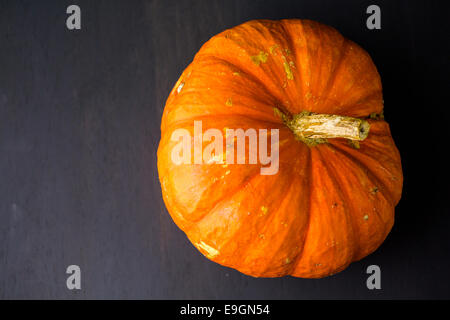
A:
[
  {"xmin": 161, "ymin": 177, "xmax": 168, "ymax": 191},
  {"xmin": 260, "ymin": 206, "xmax": 268, "ymax": 215},
  {"xmin": 251, "ymin": 51, "xmax": 268, "ymax": 65},
  {"xmin": 177, "ymin": 82, "xmax": 184, "ymax": 93},
  {"xmin": 348, "ymin": 140, "xmax": 360, "ymax": 149},
  {"xmin": 369, "ymin": 111, "xmax": 384, "ymax": 120},
  {"xmin": 226, "ymin": 97, "xmax": 233, "ymax": 106},
  {"xmin": 326, "ymin": 240, "xmax": 337, "ymax": 247},
  {"xmin": 197, "ymin": 241, "xmax": 220, "ymax": 258},
  {"xmin": 332, "ymin": 202, "xmax": 338, "ymax": 208},
  {"xmin": 273, "ymin": 107, "xmax": 284, "ymax": 119},
  {"xmin": 282, "ymin": 57, "xmax": 294, "ymax": 80},
  {"xmin": 370, "ymin": 186, "xmax": 379, "ymax": 195},
  {"xmin": 285, "ymin": 258, "xmax": 291, "ymax": 264},
  {"xmin": 363, "ymin": 214, "xmax": 369, "ymax": 221},
  {"xmin": 259, "ymin": 234, "xmax": 265, "ymax": 239},
  {"xmin": 232, "ymin": 72, "xmax": 241, "ymax": 76},
  {"xmin": 269, "ymin": 44, "xmax": 279, "ymax": 55}
]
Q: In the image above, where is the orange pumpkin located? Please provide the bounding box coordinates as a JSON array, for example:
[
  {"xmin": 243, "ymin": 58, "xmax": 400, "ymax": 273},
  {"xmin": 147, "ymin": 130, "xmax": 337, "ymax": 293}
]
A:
[{"xmin": 157, "ymin": 19, "xmax": 403, "ymax": 278}]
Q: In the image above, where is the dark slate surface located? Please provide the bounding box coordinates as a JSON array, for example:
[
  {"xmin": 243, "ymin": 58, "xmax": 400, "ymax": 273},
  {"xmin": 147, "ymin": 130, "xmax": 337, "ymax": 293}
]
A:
[{"xmin": 0, "ymin": 0, "xmax": 449, "ymax": 299}]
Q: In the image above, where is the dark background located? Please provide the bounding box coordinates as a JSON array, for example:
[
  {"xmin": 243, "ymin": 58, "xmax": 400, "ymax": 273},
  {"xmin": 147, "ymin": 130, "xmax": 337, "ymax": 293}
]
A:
[{"xmin": 0, "ymin": 0, "xmax": 448, "ymax": 299}]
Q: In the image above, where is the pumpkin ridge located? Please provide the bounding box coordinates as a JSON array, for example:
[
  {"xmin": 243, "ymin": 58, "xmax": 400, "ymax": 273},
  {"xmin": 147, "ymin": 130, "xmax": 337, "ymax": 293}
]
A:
[
  {"xmin": 284, "ymin": 20, "xmax": 348, "ymax": 114},
  {"xmin": 286, "ymin": 20, "xmax": 310, "ymax": 108},
  {"xmin": 195, "ymin": 162, "xmax": 301, "ymax": 275},
  {"xmin": 194, "ymin": 54, "xmax": 288, "ymax": 108},
  {"xmin": 336, "ymin": 91, "xmax": 383, "ymax": 117},
  {"xmin": 175, "ymin": 162, "xmax": 263, "ymax": 225},
  {"xmin": 192, "ymin": 167, "xmax": 263, "ymax": 225},
  {"xmin": 330, "ymin": 140, "xmax": 400, "ymax": 206},
  {"xmin": 278, "ymin": 20, "xmax": 303, "ymax": 100},
  {"xmin": 320, "ymin": 38, "xmax": 350, "ymax": 108},
  {"xmin": 302, "ymin": 148, "xmax": 356, "ymax": 274},
  {"xmin": 186, "ymin": 56, "xmax": 283, "ymax": 111},
  {"xmin": 305, "ymin": 21, "xmax": 327, "ymax": 106},
  {"xmin": 253, "ymin": 153, "xmax": 311, "ymax": 276},
  {"xmin": 322, "ymin": 144, "xmax": 396, "ymax": 245},
  {"xmin": 240, "ymin": 173, "xmax": 298, "ymax": 277},
  {"xmin": 291, "ymin": 147, "xmax": 313, "ymax": 271},
  {"xmin": 316, "ymin": 145, "xmax": 363, "ymax": 261}
]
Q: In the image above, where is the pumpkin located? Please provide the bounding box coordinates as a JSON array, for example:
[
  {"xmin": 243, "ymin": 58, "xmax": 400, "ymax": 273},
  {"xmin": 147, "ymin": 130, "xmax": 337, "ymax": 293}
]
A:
[{"xmin": 157, "ymin": 19, "xmax": 403, "ymax": 278}]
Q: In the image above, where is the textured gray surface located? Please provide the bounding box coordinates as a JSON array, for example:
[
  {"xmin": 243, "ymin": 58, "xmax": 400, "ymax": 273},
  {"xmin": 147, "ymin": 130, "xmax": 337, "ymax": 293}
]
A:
[{"xmin": 0, "ymin": 0, "xmax": 449, "ymax": 299}]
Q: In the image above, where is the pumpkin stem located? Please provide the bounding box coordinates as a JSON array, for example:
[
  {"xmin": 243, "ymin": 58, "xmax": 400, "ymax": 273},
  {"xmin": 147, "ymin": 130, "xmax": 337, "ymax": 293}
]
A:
[{"xmin": 279, "ymin": 110, "xmax": 370, "ymax": 147}]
